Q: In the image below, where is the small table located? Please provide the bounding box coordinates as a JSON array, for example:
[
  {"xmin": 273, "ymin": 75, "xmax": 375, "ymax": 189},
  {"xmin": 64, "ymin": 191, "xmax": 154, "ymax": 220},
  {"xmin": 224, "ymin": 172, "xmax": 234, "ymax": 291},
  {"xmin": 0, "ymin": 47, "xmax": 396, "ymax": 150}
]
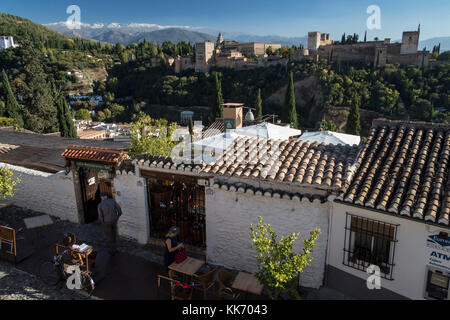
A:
[
  {"xmin": 232, "ymin": 272, "xmax": 264, "ymax": 296},
  {"xmin": 168, "ymin": 257, "xmax": 205, "ymax": 280},
  {"xmin": 56, "ymin": 244, "xmax": 94, "ymax": 273}
]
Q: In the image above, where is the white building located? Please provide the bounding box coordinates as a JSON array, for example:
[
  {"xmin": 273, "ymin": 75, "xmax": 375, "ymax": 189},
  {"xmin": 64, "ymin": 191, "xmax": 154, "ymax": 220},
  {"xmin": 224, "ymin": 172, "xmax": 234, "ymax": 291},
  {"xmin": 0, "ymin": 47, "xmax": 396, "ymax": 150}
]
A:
[
  {"xmin": 327, "ymin": 120, "xmax": 450, "ymax": 300},
  {"xmin": 298, "ymin": 131, "xmax": 361, "ymax": 146},
  {"xmin": 2, "ymin": 119, "xmax": 450, "ymax": 299}
]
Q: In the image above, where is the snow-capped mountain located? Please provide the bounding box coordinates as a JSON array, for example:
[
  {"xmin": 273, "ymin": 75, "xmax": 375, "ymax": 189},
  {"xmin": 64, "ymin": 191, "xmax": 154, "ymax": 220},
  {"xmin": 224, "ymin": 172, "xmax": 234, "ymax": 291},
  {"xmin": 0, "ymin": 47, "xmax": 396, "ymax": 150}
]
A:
[{"xmin": 44, "ymin": 21, "xmax": 308, "ymax": 46}]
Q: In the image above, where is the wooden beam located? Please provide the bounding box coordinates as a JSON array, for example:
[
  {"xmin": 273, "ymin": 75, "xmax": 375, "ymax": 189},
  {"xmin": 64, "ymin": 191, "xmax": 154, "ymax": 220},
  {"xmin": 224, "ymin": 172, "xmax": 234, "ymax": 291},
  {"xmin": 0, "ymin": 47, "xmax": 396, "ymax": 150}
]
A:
[{"xmin": 140, "ymin": 169, "xmax": 200, "ymax": 184}]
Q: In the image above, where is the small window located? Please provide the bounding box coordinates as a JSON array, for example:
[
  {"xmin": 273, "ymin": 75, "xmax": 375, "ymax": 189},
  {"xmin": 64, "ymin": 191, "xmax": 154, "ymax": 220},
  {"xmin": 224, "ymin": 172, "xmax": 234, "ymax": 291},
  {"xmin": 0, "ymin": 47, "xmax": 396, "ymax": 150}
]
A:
[{"xmin": 343, "ymin": 213, "xmax": 398, "ymax": 280}]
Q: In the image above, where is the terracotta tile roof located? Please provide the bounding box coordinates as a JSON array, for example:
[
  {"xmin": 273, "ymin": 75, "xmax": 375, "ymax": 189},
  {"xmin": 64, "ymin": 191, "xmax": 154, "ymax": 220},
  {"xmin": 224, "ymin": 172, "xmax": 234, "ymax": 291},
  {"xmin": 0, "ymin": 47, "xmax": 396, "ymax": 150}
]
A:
[
  {"xmin": 62, "ymin": 145, "xmax": 128, "ymax": 164},
  {"xmin": 202, "ymin": 137, "xmax": 359, "ymax": 189},
  {"xmin": 214, "ymin": 181, "xmax": 326, "ymax": 203},
  {"xmin": 338, "ymin": 120, "xmax": 450, "ymax": 226},
  {"xmin": 134, "ymin": 155, "xmax": 205, "ymax": 173}
]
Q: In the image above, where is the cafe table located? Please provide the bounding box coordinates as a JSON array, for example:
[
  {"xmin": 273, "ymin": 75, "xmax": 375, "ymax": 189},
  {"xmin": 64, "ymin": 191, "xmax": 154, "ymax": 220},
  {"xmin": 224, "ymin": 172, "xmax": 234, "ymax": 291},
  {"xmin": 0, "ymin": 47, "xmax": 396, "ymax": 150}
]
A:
[
  {"xmin": 232, "ymin": 272, "xmax": 264, "ymax": 296},
  {"xmin": 168, "ymin": 257, "xmax": 205, "ymax": 281}
]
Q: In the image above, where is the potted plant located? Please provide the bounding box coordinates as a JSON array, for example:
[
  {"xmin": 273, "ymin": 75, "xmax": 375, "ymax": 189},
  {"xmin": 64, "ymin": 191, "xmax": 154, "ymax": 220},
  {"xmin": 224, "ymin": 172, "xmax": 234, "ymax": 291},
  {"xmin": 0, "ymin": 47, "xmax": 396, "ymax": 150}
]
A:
[
  {"xmin": 250, "ymin": 216, "xmax": 320, "ymax": 300},
  {"xmin": 171, "ymin": 281, "xmax": 194, "ymax": 300}
]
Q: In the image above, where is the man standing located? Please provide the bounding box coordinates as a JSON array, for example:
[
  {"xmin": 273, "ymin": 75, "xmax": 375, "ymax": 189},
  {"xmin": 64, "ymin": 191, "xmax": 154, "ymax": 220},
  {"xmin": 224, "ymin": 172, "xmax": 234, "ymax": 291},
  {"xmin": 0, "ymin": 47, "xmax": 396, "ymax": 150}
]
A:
[{"xmin": 97, "ymin": 193, "xmax": 122, "ymax": 255}]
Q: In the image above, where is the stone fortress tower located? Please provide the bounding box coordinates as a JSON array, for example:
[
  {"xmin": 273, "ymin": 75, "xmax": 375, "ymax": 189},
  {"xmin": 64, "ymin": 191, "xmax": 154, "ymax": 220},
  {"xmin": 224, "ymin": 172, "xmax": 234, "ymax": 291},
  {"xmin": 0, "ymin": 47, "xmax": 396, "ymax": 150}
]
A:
[
  {"xmin": 302, "ymin": 25, "xmax": 428, "ymax": 68},
  {"xmin": 401, "ymin": 25, "xmax": 420, "ymax": 55},
  {"xmin": 308, "ymin": 32, "xmax": 332, "ymax": 51}
]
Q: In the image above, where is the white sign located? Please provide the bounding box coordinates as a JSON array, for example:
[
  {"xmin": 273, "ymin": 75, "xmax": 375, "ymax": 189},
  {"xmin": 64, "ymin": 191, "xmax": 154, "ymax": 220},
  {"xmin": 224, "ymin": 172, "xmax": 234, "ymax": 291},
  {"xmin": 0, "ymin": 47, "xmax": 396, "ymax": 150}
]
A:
[
  {"xmin": 426, "ymin": 234, "xmax": 450, "ymax": 272},
  {"xmin": 88, "ymin": 177, "xmax": 96, "ymax": 186}
]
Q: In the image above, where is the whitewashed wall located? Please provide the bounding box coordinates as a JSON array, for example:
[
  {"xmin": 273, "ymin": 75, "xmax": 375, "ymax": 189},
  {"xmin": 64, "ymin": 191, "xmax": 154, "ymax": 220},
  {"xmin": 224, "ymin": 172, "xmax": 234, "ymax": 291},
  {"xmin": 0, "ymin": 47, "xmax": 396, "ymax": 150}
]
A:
[
  {"xmin": 1, "ymin": 162, "xmax": 78, "ymax": 223},
  {"xmin": 114, "ymin": 170, "xmax": 149, "ymax": 244},
  {"xmin": 206, "ymin": 186, "xmax": 330, "ymax": 289},
  {"xmin": 328, "ymin": 202, "xmax": 450, "ymax": 300}
]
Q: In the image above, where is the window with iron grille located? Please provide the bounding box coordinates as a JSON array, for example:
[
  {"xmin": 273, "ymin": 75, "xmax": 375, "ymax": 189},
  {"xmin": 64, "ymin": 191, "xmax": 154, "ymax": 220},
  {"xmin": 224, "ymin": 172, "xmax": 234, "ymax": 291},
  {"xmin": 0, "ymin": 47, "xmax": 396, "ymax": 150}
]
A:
[{"xmin": 343, "ymin": 213, "xmax": 399, "ymax": 280}]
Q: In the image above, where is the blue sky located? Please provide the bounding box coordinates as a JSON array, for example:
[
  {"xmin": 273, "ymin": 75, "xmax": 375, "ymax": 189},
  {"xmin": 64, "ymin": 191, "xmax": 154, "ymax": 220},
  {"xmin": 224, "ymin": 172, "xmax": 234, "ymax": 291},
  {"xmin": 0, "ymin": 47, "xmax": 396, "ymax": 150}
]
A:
[{"xmin": 1, "ymin": 0, "xmax": 449, "ymax": 40}]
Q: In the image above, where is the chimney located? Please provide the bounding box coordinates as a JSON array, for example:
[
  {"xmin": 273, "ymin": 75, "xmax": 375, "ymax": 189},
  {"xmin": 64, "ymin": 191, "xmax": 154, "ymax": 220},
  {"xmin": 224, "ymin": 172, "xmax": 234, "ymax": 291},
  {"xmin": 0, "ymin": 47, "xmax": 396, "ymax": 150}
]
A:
[{"xmin": 222, "ymin": 103, "xmax": 244, "ymax": 129}]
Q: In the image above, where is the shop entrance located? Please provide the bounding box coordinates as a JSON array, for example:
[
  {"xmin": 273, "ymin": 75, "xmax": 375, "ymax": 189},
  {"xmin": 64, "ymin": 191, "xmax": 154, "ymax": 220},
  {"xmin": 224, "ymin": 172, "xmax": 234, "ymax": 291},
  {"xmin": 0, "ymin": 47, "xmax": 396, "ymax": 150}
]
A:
[
  {"xmin": 146, "ymin": 176, "xmax": 206, "ymax": 248},
  {"xmin": 79, "ymin": 168, "xmax": 113, "ymax": 224}
]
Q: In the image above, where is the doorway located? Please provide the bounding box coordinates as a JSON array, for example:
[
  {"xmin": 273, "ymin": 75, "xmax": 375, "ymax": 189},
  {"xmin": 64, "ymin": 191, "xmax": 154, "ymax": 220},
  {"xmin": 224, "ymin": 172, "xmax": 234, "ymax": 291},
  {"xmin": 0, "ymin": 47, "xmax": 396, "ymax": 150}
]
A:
[
  {"xmin": 79, "ymin": 168, "xmax": 113, "ymax": 224},
  {"xmin": 147, "ymin": 178, "xmax": 206, "ymax": 248}
]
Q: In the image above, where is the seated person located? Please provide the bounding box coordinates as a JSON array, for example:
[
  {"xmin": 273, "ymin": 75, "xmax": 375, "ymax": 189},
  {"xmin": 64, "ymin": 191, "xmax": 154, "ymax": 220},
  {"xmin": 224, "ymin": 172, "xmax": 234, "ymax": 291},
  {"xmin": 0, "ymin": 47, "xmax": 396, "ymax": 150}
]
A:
[{"xmin": 62, "ymin": 233, "xmax": 97, "ymax": 269}]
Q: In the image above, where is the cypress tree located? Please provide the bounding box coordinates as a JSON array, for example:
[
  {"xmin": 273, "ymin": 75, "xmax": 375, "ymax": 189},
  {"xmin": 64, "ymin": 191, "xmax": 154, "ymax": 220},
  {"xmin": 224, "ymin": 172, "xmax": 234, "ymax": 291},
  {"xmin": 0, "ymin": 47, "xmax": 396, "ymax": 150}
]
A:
[
  {"xmin": 347, "ymin": 93, "xmax": 361, "ymax": 136},
  {"xmin": 255, "ymin": 88, "xmax": 263, "ymax": 121},
  {"xmin": 62, "ymin": 95, "xmax": 77, "ymax": 138},
  {"xmin": 210, "ymin": 72, "xmax": 224, "ymax": 122},
  {"xmin": 1, "ymin": 70, "xmax": 23, "ymax": 128},
  {"xmin": 341, "ymin": 33, "xmax": 346, "ymax": 44},
  {"xmin": 364, "ymin": 31, "xmax": 367, "ymax": 42},
  {"xmin": 188, "ymin": 117, "xmax": 194, "ymax": 143},
  {"xmin": 0, "ymin": 100, "xmax": 5, "ymax": 117},
  {"xmin": 282, "ymin": 72, "xmax": 298, "ymax": 129},
  {"xmin": 56, "ymin": 95, "xmax": 68, "ymax": 137}
]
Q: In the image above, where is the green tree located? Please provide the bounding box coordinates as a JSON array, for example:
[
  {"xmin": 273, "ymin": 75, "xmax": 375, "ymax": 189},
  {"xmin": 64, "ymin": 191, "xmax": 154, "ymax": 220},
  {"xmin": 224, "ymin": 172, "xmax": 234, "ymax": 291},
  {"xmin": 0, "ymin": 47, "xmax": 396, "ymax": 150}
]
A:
[
  {"xmin": 60, "ymin": 95, "xmax": 77, "ymax": 138},
  {"xmin": 347, "ymin": 93, "xmax": 361, "ymax": 135},
  {"xmin": 103, "ymin": 108, "xmax": 112, "ymax": 120},
  {"xmin": 210, "ymin": 72, "xmax": 224, "ymax": 122},
  {"xmin": 1, "ymin": 70, "xmax": 23, "ymax": 128},
  {"xmin": 282, "ymin": 72, "xmax": 298, "ymax": 128},
  {"xmin": 0, "ymin": 100, "xmax": 5, "ymax": 116},
  {"xmin": 75, "ymin": 109, "xmax": 92, "ymax": 121},
  {"xmin": 255, "ymin": 88, "xmax": 263, "ymax": 121},
  {"xmin": 0, "ymin": 165, "xmax": 20, "ymax": 200},
  {"xmin": 319, "ymin": 119, "xmax": 337, "ymax": 132},
  {"xmin": 412, "ymin": 98, "xmax": 434, "ymax": 121},
  {"xmin": 56, "ymin": 95, "xmax": 68, "ymax": 137},
  {"xmin": 188, "ymin": 117, "xmax": 194, "ymax": 142},
  {"xmin": 97, "ymin": 111, "xmax": 106, "ymax": 122},
  {"xmin": 129, "ymin": 113, "xmax": 177, "ymax": 158},
  {"xmin": 19, "ymin": 39, "xmax": 58, "ymax": 133},
  {"xmin": 110, "ymin": 103, "xmax": 125, "ymax": 120},
  {"xmin": 250, "ymin": 216, "xmax": 320, "ymax": 300}
]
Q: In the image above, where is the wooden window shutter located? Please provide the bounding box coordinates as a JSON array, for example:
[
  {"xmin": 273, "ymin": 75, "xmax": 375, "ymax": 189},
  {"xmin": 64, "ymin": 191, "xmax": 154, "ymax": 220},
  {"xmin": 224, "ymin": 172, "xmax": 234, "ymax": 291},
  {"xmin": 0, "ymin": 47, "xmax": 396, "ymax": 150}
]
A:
[{"xmin": 351, "ymin": 216, "xmax": 395, "ymax": 240}]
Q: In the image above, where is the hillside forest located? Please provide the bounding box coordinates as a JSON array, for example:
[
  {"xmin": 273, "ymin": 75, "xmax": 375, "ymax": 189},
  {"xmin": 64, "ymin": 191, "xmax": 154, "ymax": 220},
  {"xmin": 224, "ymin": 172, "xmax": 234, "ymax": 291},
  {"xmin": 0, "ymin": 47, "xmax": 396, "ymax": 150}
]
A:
[{"xmin": 0, "ymin": 13, "xmax": 449, "ymax": 137}]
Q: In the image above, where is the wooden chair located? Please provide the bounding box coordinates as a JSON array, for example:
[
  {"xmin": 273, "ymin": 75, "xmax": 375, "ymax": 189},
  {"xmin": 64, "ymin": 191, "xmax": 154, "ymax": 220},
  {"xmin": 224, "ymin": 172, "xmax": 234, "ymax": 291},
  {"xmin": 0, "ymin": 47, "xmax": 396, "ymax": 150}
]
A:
[
  {"xmin": 217, "ymin": 269, "xmax": 240, "ymax": 300},
  {"xmin": 157, "ymin": 275, "xmax": 193, "ymax": 300},
  {"xmin": 193, "ymin": 266, "xmax": 218, "ymax": 300}
]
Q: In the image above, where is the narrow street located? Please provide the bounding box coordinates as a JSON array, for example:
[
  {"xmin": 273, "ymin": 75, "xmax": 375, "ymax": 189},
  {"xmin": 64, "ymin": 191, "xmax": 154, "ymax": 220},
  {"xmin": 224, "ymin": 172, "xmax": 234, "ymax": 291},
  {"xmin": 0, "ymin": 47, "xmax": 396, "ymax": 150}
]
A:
[{"xmin": 0, "ymin": 206, "xmax": 170, "ymax": 300}]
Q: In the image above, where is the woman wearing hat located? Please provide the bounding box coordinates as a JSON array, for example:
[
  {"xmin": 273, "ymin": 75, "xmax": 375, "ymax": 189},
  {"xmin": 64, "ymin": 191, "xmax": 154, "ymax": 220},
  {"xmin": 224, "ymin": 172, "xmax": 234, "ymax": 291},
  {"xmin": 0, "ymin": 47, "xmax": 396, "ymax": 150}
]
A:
[{"xmin": 164, "ymin": 226, "xmax": 184, "ymax": 270}]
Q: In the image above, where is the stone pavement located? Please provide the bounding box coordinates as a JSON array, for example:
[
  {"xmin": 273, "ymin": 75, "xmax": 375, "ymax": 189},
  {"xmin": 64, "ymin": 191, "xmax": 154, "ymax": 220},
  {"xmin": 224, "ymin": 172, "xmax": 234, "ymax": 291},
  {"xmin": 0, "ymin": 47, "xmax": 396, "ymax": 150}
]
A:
[
  {"xmin": 1, "ymin": 206, "xmax": 351, "ymax": 300},
  {"xmin": 0, "ymin": 206, "xmax": 186, "ymax": 300},
  {"xmin": 0, "ymin": 260, "xmax": 90, "ymax": 300}
]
